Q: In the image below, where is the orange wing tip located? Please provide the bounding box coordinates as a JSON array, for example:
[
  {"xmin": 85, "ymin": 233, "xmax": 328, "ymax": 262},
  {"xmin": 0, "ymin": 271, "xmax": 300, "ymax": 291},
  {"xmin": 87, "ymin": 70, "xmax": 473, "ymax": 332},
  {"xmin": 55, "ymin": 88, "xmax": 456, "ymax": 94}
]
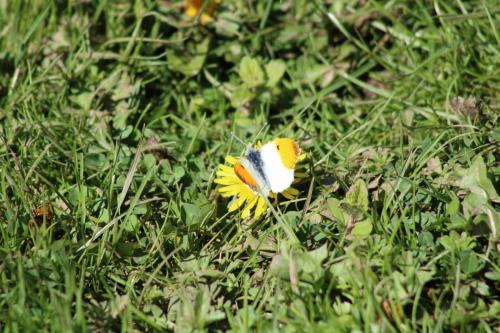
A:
[{"xmin": 274, "ymin": 138, "xmax": 300, "ymax": 170}]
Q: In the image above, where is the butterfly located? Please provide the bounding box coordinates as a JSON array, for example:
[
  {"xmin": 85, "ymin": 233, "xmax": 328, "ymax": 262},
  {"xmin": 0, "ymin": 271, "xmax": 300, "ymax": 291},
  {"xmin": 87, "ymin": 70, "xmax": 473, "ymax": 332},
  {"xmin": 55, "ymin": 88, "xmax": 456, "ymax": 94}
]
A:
[
  {"xmin": 32, "ymin": 203, "xmax": 53, "ymax": 224},
  {"xmin": 234, "ymin": 138, "xmax": 300, "ymax": 197}
]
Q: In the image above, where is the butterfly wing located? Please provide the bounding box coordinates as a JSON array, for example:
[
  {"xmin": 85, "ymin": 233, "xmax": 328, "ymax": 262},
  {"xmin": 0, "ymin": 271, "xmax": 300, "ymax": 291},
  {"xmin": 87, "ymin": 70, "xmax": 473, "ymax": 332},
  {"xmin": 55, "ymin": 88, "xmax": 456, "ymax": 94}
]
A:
[{"xmin": 259, "ymin": 141, "xmax": 295, "ymax": 193}]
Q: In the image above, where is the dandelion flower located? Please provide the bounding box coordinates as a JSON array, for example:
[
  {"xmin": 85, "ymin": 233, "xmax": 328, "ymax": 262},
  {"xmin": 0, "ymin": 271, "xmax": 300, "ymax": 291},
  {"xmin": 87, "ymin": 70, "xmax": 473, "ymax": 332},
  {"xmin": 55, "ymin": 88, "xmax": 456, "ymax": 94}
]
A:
[
  {"xmin": 184, "ymin": 0, "xmax": 220, "ymax": 25},
  {"xmin": 214, "ymin": 138, "xmax": 306, "ymax": 219}
]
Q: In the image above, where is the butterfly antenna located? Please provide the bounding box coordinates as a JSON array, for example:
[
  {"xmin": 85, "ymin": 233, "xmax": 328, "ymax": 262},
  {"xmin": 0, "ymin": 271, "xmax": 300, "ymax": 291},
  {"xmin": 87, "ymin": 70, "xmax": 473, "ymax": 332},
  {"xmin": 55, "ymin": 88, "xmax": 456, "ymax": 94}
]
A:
[
  {"xmin": 230, "ymin": 132, "xmax": 246, "ymax": 146},
  {"xmin": 252, "ymin": 124, "xmax": 268, "ymax": 143}
]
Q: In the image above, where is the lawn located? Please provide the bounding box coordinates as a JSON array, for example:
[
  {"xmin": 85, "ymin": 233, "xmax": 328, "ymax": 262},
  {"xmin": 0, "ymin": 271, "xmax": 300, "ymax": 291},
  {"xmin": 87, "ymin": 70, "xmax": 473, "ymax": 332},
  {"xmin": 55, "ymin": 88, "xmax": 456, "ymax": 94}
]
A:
[{"xmin": 0, "ymin": 0, "xmax": 499, "ymax": 332}]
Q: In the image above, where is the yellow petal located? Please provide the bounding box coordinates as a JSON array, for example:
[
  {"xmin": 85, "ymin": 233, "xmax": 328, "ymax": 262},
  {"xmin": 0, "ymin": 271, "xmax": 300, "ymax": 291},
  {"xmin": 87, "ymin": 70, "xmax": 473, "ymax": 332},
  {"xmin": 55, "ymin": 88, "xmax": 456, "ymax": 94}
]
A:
[
  {"xmin": 285, "ymin": 187, "xmax": 299, "ymax": 196},
  {"xmin": 218, "ymin": 184, "xmax": 243, "ymax": 192},
  {"xmin": 240, "ymin": 191, "xmax": 255, "ymax": 201},
  {"xmin": 214, "ymin": 177, "xmax": 239, "ymax": 185},
  {"xmin": 254, "ymin": 197, "xmax": 267, "ymax": 217},
  {"xmin": 229, "ymin": 195, "xmax": 246, "ymax": 212},
  {"xmin": 216, "ymin": 172, "xmax": 237, "ymax": 180},
  {"xmin": 220, "ymin": 191, "xmax": 238, "ymax": 198},
  {"xmin": 217, "ymin": 164, "xmax": 235, "ymax": 174},
  {"xmin": 225, "ymin": 156, "xmax": 238, "ymax": 165},
  {"xmin": 218, "ymin": 184, "xmax": 248, "ymax": 196},
  {"xmin": 241, "ymin": 196, "xmax": 259, "ymax": 218}
]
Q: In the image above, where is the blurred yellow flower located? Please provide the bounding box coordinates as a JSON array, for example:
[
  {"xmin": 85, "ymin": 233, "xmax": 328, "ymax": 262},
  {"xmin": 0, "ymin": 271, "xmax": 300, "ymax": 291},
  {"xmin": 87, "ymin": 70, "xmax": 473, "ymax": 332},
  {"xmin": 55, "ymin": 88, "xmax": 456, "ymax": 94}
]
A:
[{"xmin": 184, "ymin": 0, "xmax": 220, "ymax": 25}]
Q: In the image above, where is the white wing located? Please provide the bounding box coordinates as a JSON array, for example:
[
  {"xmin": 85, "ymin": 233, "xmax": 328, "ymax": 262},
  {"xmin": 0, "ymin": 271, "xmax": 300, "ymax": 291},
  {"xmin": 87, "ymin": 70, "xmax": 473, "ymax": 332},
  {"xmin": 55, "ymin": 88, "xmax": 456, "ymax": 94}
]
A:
[{"xmin": 259, "ymin": 142, "xmax": 295, "ymax": 193}]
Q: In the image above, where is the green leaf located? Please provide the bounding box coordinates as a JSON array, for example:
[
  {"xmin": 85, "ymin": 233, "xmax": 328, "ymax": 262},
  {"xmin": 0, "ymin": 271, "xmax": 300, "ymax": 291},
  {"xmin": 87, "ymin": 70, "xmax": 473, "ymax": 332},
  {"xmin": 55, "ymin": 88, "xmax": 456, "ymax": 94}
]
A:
[
  {"xmin": 112, "ymin": 107, "xmax": 131, "ymax": 130},
  {"xmin": 454, "ymin": 155, "xmax": 499, "ymax": 202},
  {"xmin": 98, "ymin": 209, "xmax": 110, "ymax": 223},
  {"xmin": 119, "ymin": 125, "xmax": 133, "ymax": 139},
  {"xmin": 115, "ymin": 241, "xmax": 140, "ymax": 257},
  {"xmin": 214, "ymin": 12, "xmax": 240, "ymax": 37},
  {"xmin": 239, "ymin": 56, "xmax": 264, "ymax": 88},
  {"xmin": 439, "ymin": 234, "xmax": 455, "ymax": 250},
  {"xmin": 269, "ymin": 254, "xmax": 289, "ymax": 279},
  {"xmin": 439, "ymin": 231, "xmax": 475, "ymax": 253},
  {"xmin": 449, "ymin": 213, "xmax": 468, "ymax": 230},
  {"xmin": 344, "ymin": 179, "xmax": 369, "ymax": 212},
  {"xmin": 132, "ymin": 203, "xmax": 148, "ymax": 215},
  {"xmin": 418, "ymin": 231, "xmax": 434, "ymax": 247},
  {"xmin": 416, "ymin": 269, "xmax": 435, "ymax": 284},
  {"xmin": 167, "ymin": 38, "xmax": 210, "ymax": 77},
  {"xmin": 68, "ymin": 185, "xmax": 87, "ymax": 207},
  {"xmin": 284, "ymin": 211, "xmax": 301, "ymax": 228},
  {"xmin": 326, "ymin": 198, "xmax": 345, "ymax": 225},
  {"xmin": 350, "ymin": 219, "xmax": 373, "ymax": 238},
  {"xmin": 489, "ymin": 127, "xmax": 500, "ymax": 142},
  {"xmin": 265, "ymin": 60, "xmax": 286, "ymax": 87},
  {"xmin": 142, "ymin": 153, "xmax": 156, "ymax": 169},
  {"xmin": 462, "ymin": 192, "xmax": 488, "ymax": 219},
  {"xmin": 474, "ymin": 281, "xmax": 490, "ymax": 296},
  {"xmin": 340, "ymin": 202, "xmax": 365, "ymax": 222},
  {"xmin": 230, "ymin": 85, "xmax": 254, "ymax": 108},
  {"xmin": 307, "ymin": 243, "xmax": 328, "ymax": 264},
  {"xmin": 459, "ymin": 250, "xmax": 482, "ymax": 275},
  {"xmin": 123, "ymin": 214, "xmax": 139, "ymax": 233},
  {"xmin": 70, "ymin": 91, "xmax": 94, "ymax": 111},
  {"xmin": 173, "ymin": 165, "xmax": 186, "ymax": 182},
  {"xmin": 296, "ymin": 253, "xmax": 320, "ymax": 275},
  {"xmin": 182, "ymin": 200, "xmax": 213, "ymax": 226},
  {"xmin": 447, "ymin": 193, "xmax": 460, "ymax": 215},
  {"xmin": 485, "ymin": 271, "xmax": 500, "ymax": 281}
]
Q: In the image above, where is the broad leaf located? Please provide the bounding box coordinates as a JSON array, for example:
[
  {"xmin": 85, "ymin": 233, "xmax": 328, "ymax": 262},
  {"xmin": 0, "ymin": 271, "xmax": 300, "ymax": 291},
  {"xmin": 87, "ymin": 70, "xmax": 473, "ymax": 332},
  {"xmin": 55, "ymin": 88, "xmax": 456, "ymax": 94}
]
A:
[
  {"xmin": 239, "ymin": 56, "xmax": 264, "ymax": 88},
  {"xmin": 265, "ymin": 60, "xmax": 286, "ymax": 87}
]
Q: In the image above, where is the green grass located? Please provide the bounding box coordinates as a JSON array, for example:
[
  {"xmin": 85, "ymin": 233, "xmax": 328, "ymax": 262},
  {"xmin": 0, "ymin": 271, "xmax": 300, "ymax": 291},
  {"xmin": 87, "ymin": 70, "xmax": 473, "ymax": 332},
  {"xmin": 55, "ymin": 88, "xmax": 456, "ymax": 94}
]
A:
[{"xmin": 0, "ymin": 0, "xmax": 499, "ymax": 332}]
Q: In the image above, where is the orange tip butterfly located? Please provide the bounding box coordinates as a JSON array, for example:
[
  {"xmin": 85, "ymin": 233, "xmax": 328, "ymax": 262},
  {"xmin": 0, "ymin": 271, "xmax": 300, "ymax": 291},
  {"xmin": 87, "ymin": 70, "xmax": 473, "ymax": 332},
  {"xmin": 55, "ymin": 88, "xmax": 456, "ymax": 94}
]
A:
[{"xmin": 234, "ymin": 138, "xmax": 300, "ymax": 197}]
